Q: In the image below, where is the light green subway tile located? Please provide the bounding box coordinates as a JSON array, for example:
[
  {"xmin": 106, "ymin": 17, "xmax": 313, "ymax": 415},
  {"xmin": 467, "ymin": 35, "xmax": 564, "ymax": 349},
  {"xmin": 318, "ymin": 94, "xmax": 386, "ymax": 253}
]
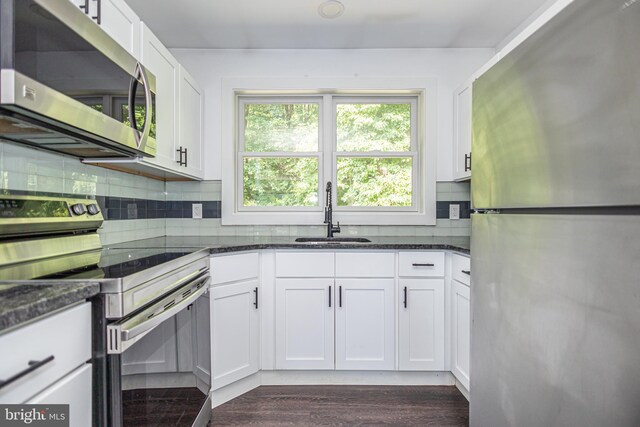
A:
[
  {"xmin": 433, "ymin": 227, "xmax": 454, "ymax": 237},
  {"xmin": 253, "ymin": 225, "xmax": 273, "ymax": 236},
  {"xmin": 436, "ymin": 219, "xmax": 451, "ymax": 228},
  {"xmin": 436, "ymin": 192, "xmax": 454, "ymax": 202},
  {"xmin": 436, "ymin": 182, "xmax": 452, "ymax": 194},
  {"xmin": 218, "ymin": 226, "xmax": 239, "ymax": 236},
  {"xmin": 37, "ymin": 176, "xmax": 63, "ymax": 193},
  {"xmin": 414, "ymin": 226, "xmax": 435, "ymax": 237},
  {"xmin": 450, "ymin": 182, "xmax": 471, "ymax": 193},
  {"xmin": 450, "ymin": 228, "xmax": 471, "ymax": 237},
  {"xmin": 453, "ymin": 219, "xmax": 471, "ymax": 228},
  {"xmin": 272, "ymin": 226, "xmax": 290, "ymax": 237},
  {"xmin": 394, "ymin": 226, "xmax": 417, "ymax": 236},
  {"xmin": 182, "ymin": 191, "xmax": 201, "ymax": 201}
]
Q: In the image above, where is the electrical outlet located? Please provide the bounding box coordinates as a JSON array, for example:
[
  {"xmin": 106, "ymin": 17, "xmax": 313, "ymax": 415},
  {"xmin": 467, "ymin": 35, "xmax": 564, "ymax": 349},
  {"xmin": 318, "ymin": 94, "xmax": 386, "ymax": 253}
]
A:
[
  {"xmin": 449, "ymin": 204, "xmax": 460, "ymax": 220},
  {"xmin": 192, "ymin": 203, "xmax": 203, "ymax": 219}
]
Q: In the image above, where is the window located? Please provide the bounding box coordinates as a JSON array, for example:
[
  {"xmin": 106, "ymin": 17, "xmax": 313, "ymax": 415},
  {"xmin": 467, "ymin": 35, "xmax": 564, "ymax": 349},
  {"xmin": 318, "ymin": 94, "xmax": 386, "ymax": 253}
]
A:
[{"xmin": 222, "ymin": 78, "xmax": 437, "ymax": 225}]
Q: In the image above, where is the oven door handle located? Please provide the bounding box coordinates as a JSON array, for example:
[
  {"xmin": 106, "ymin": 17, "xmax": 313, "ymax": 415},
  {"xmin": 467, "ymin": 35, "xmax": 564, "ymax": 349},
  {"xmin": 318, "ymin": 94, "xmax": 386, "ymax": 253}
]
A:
[{"xmin": 107, "ymin": 275, "xmax": 211, "ymax": 354}]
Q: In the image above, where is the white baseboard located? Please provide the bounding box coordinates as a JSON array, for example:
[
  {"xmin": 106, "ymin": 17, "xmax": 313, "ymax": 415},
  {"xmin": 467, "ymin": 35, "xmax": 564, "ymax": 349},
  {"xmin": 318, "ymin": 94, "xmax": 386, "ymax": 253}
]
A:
[
  {"xmin": 455, "ymin": 378, "xmax": 470, "ymax": 401},
  {"xmin": 211, "ymin": 370, "xmax": 457, "ymax": 408}
]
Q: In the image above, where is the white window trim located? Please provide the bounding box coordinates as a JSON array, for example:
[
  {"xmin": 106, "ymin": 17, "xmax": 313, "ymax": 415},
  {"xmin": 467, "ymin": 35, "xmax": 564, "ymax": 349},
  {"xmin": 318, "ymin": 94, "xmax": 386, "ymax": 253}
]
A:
[{"xmin": 221, "ymin": 77, "xmax": 437, "ymax": 226}]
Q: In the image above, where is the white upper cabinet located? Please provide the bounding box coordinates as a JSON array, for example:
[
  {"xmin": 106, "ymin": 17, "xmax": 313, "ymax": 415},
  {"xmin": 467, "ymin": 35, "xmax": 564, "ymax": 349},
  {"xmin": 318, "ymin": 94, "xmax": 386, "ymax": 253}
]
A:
[
  {"xmin": 177, "ymin": 65, "xmax": 204, "ymax": 179},
  {"xmin": 69, "ymin": 0, "xmax": 141, "ymax": 58},
  {"xmin": 452, "ymin": 81, "xmax": 473, "ymax": 181},
  {"xmin": 141, "ymin": 23, "xmax": 179, "ymax": 171}
]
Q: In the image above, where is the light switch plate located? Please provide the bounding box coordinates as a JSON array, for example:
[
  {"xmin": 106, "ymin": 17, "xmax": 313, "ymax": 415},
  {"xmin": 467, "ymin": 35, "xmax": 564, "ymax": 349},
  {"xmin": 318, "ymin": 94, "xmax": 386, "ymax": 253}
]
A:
[
  {"xmin": 192, "ymin": 203, "xmax": 203, "ymax": 219},
  {"xmin": 449, "ymin": 204, "xmax": 460, "ymax": 220}
]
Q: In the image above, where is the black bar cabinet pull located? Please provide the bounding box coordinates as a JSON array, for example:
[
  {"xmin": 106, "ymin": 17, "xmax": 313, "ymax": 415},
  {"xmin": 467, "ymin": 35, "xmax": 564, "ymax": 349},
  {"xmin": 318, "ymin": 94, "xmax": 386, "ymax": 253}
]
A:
[
  {"xmin": 79, "ymin": 0, "xmax": 89, "ymax": 12},
  {"xmin": 339, "ymin": 286, "xmax": 342, "ymax": 308},
  {"xmin": 464, "ymin": 153, "xmax": 472, "ymax": 172},
  {"xmin": 253, "ymin": 287, "xmax": 258, "ymax": 309},
  {"xmin": 329, "ymin": 285, "xmax": 332, "ymax": 308},
  {"xmin": 0, "ymin": 355, "xmax": 55, "ymax": 390},
  {"xmin": 403, "ymin": 286, "xmax": 408, "ymax": 308},
  {"xmin": 462, "ymin": 270, "xmax": 471, "ymax": 276},
  {"xmin": 176, "ymin": 147, "xmax": 188, "ymax": 166},
  {"xmin": 184, "ymin": 148, "xmax": 188, "ymax": 167},
  {"xmin": 412, "ymin": 263, "xmax": 435, "ymax": 267},
  {"xmin": 92, "ymin": 0, "xmax": 102, "ymax": 24}
]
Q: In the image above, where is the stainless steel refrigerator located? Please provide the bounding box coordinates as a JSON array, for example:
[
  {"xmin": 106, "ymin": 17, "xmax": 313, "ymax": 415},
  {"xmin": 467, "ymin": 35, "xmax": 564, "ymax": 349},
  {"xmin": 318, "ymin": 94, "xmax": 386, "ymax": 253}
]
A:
[{"xmin": 470, "ymin": 0, "xmax": 640, "ymax": 426}]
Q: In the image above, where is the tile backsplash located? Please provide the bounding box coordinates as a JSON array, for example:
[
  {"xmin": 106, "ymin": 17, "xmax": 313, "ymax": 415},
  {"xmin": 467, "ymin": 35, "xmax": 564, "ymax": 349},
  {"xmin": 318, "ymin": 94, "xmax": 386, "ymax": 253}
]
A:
[{"xmin": 0, "ymin": 142, "xmax": 471, "ymax": 244}]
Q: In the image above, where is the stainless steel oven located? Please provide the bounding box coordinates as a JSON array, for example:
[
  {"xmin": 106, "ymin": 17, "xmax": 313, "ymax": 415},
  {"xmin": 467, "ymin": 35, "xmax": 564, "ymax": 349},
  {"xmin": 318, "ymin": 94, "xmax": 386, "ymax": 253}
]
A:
[
  {"xmin": 0, "ymin": 0, "xmax": 156, "ymax": 158},
  {"xmin": 105, "ymin": 269, "xmax": 212, "ymax": 427},
  {"xmin": 0, "ymin": 195, "xmax": 212, "ymax": 427}
]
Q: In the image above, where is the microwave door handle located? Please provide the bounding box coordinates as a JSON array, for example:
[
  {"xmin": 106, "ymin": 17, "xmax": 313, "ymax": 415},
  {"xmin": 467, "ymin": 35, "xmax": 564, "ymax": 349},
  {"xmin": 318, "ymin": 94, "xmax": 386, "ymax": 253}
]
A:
[
  {"xmin": 107, "ymin": 276, "xmax": 211, "ymax": 354},
  {"xmin": 128, "ymin": 69, "xmax": 142, "ymax": 147},
  {"xmin": 138, "ymin": 63, "xmax": 153, "ymax": 148}
]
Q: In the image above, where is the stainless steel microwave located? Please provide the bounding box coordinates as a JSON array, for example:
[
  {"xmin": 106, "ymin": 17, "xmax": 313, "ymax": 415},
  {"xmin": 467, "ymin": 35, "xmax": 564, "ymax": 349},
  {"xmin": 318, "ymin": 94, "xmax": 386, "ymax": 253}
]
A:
[{"xmin": 0, "ymin": 0, "xmax": 156, "ymax": 158}]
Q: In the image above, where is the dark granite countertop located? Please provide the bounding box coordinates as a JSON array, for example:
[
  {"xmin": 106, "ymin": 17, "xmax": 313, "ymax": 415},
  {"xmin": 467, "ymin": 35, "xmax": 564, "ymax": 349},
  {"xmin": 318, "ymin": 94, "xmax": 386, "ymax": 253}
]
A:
[
  {"xmin": 0, "ymin": 282, "xmax": 100, "ymax": 333},
  {"xmin": 109, "ymin": 235, "xmax": 471, "ymax": 255}
]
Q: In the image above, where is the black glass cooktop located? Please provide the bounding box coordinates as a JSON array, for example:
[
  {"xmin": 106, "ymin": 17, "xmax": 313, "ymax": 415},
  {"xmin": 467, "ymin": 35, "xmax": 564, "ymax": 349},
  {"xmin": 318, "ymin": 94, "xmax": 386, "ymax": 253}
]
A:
[{"xmin": 6, "ymin": 247, "xmax": 205, "ymax": 281}]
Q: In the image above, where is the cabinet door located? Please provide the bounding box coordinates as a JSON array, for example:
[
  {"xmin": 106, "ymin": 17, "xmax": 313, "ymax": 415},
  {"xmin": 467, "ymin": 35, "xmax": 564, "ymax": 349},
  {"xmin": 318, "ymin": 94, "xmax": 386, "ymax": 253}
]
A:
[
  {"xmin": 100, "ymin": 0, "xmax": 141, "ymax": 58},
  {"xmin": 211, "ymin": 280, "xmax": 259, "ymax": 390},
  {"xmin": 27, "ymin": 364, "xmax": 92, "ymax": 427},
  {"xmin": 452, "ymin": 280, "xmax": 471, "ymax": 390},
  {"xmin": 141, "ymin": 23, "xmax": 179, "ymax": 170},
  {"xmin": 453, "ymin": 81, "xmax": 472, "ymax": 181},
  {"xmin": 177, "ymin": 65, "xmax": 204, "ymax": 179},
  {"xmin": 335, "ymin": 279, "xmax": 395, "ymax": 370},
  {"xmin": 275, "ymin": 279, "xmax": 334, "ymax": 370},
  {"xmin": 398, "ymin": 279, "xmax": 445, "ymax": 371}
]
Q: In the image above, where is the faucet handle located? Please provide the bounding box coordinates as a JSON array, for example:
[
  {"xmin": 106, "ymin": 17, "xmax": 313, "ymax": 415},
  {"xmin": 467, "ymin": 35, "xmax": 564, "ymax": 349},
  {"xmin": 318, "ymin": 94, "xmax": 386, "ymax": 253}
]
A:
[{"xmin": 334, "ymin": 221, "xmax": 341, "ymax": 233}]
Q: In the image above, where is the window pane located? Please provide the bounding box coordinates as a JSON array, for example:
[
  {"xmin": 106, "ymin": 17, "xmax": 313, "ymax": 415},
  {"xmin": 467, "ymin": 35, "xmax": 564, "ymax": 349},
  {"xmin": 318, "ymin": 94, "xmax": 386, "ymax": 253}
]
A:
[
  {"xmin": 122, "ymin": 103, "xmax": 156, "ymax": 138},
  {"xmin": 244, "ymin": 103, "xmax": 319, "ymax": 152},
  {"xmin": 243, "ymin": 157, "xmax": 319, "ymax": 207},
  {"xmin": 336, "ymin": 157, "xmax": 412, "ymax": 207},
  {"xmin": 336, "ymin": 103, "xmax": 411, "ymax": 152}
]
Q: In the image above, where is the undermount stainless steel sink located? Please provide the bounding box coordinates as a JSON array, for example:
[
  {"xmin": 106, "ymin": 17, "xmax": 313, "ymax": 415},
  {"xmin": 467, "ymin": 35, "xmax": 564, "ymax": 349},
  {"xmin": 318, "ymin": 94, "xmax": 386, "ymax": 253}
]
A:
[{"xmin": 294, "ymin": 237, "xmax": 371, "ymax": 243}]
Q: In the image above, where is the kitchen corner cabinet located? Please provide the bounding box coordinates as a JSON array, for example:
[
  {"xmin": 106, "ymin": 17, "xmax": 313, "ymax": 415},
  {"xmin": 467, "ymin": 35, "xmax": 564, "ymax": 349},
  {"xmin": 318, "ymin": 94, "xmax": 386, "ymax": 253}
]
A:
[
  {"xmin": 69, "ymin": 0, "xmax": 141, "ymax": 58},
  {"xmin": 451, "ymin": 254, "xmax": 471, "ymax": 390},
  {"xmin": 210, "ymin": 253, "xmax": 261, "ymax": 390}
]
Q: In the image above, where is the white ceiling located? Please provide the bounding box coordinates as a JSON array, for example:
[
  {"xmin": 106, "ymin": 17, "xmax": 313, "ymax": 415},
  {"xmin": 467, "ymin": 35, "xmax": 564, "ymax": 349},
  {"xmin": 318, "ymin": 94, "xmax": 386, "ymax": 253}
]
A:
[{"xmin": 126, "ymin": 0, "xmax": 551, "ymax": 49}]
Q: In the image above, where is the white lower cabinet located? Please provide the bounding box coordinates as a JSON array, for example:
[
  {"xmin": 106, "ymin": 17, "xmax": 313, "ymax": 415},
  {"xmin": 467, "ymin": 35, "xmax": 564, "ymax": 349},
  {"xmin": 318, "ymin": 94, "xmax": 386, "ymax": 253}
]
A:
[
  {"xmin": 211, "ymin": 280, "xmax": 260, "ymax": 390},
  {"xmin": 335, "ymin": 279, "xmax": 395, "ymax": 370},
  {"xmin": 398, "ymin": 279, "xmax": 445, "ymax": 371},
  {"xmin": 27, "ymin": 364, "xmax": 92, "ymax": 427},
  {"xmin": 452, "ymin": 280, "xmax": 471, "ymax": 390},
  {"xmin": 121, "ymin": 318, "xmax": 177, "ymax": 375},
  {"xmin": 275, "ymin": 278, "xmax": 334, "ymax": 370}
]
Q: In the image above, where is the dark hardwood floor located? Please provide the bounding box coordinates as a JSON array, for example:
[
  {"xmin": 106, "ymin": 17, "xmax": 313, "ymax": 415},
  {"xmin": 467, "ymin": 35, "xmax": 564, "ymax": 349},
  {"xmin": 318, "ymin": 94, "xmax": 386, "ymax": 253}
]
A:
[{"xmin": 210, "ymin": 385, "xmax": 469, "ymax": 426}]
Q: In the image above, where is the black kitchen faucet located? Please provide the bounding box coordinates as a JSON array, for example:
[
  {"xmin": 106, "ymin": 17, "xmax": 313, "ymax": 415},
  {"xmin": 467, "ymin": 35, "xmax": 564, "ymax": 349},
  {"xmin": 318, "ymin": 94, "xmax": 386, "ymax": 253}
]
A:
[{"xmin": 324, "ymin": 182, "xmax": 341, "ymax": 238}]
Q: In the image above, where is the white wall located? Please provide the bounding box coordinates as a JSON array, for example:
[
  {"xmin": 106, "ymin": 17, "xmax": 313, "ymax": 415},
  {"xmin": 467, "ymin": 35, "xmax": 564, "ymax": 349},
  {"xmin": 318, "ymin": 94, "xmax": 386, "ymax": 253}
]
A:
[{"xmin": 169, "ymin": 48, "xmax": 494, "ymax": 181}]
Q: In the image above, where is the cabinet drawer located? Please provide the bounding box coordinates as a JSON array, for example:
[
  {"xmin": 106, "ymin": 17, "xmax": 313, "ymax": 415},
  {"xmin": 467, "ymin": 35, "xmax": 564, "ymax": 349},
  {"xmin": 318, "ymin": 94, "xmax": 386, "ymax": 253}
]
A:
[
  {"xmin": 27, "ymin": 364, "xmax": 92, "ymax": 427},
  {"xmin": 335, "ymin": 252, "xmax": 395, "ymax": 277},
  {"xmin": 276, "ymin": 252, "xmax": 334, "ymax": 277},
  {"xmin": 452, "ymin": 254, "xmax": 471, "ymax": 286},
  {"xmin": 0, "ymin": 303, "xmax": 92, "ymax": 403},
  {"xmin": 398, "ymin": 252, "xmax": 445, "ymax": 277},
  {"xmin": 211, "ymin": 252, "xmax": 259, "ymax": 285}
]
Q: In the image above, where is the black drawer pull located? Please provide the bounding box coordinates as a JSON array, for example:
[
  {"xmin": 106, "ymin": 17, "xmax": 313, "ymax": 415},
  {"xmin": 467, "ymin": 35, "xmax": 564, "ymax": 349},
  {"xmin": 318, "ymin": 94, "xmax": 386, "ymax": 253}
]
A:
[
  {"xmin": 462, "ymin": 270, "xmax": 471, "ymax": 276},
  {"xmin": 412, "ymin": 263, "xmax": 435, "ymax": 267},
  {"xmin": 339, "ymin": 286, "xmax": 342, "ymax": 308},
  {"xmin": 0, "ymin": 355, "xmax": 55, "ymax": 390},
  {"xmin": 253, "ymin": 287, "xmax": 259, "ymax": 309},
  {"xmin": 403, "ymin": 286, "xmax": 408, "ymax": 309},
  {"xmin": 329, "ymin": 285, "xmax": 332, "ymax": 308}
]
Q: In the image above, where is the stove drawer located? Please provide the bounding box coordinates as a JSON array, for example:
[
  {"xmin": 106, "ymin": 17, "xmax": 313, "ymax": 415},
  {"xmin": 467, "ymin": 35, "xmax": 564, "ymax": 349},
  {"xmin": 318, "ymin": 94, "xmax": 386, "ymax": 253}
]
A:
[{"xmin": 0, "ymin": 303, "xmax": 91, "ymax": 404}]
